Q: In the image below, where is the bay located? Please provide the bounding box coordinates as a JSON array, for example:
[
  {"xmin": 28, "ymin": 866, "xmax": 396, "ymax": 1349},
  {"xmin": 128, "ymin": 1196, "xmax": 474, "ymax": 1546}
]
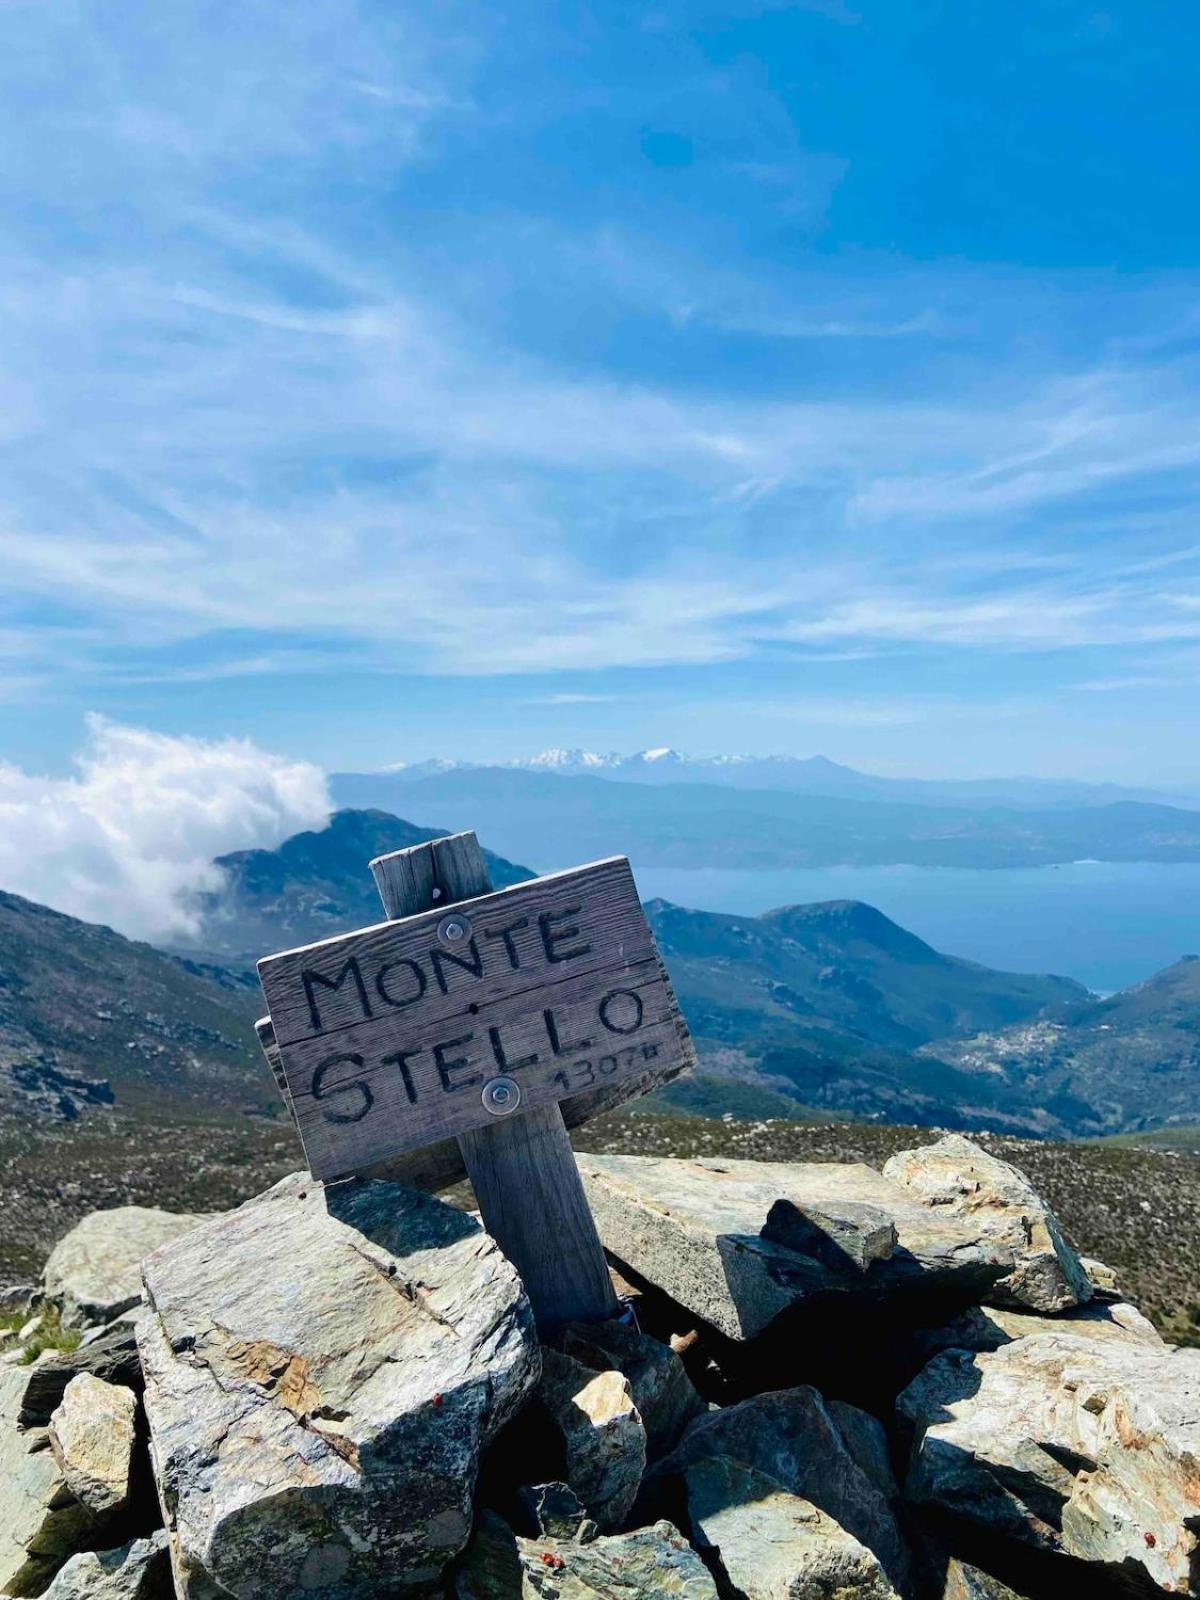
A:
[{"xmin": 632, "ymin": 860, "xmax": 1200, "ymax": 994}]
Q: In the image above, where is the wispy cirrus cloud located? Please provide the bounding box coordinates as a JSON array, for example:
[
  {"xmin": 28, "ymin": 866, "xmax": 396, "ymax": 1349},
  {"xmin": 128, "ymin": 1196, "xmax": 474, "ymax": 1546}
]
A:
[{"xmin": 0, "ymin": 0, "xmax": 1198, "ymax": 787}]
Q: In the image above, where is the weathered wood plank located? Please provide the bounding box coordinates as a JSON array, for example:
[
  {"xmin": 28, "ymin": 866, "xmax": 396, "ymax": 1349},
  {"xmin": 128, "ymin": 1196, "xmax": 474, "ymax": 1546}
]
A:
[
  {"xmin": 259, "ymin": 851, "xmax": 690, "ymax": 1181},
  {"xmin": 259, "ymin": 856, "xmax": 650, "ymax": 1049},
  {"xmin": 371, "ymin": 832, "xmax": 617, "ymax": 1326},
  {"xmin": 458, "ymin": 1106, "xmax": 617, "ymax": 1327}
]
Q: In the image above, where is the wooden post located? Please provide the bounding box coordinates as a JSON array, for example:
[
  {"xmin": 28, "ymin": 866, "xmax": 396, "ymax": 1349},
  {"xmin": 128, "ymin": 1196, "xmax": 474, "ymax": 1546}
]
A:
[{"xmin": 370, "ymin": 832, "xmax": 618, "ymax": 1331}]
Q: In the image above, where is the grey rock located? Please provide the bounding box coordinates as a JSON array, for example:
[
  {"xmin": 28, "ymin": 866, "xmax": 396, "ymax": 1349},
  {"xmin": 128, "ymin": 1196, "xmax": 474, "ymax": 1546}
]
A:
[
  {"xmin": 17, "ymin": 1321, "xmax": 141, "ymax": 1430},
  {"xmin": 0, "ymin": 1367, "xmax": 105, "ymax": 1597},
  {"xmin": 535, "ymin": 1349, "xmax": 646, "ymax": 1533},
  {"xmin": 453, "ymin": 1510, "xmax": 718, "ymax": 1598},
  {"xmin": 138, "ymin": 1171, "xmax": 538, "ymax": 1599},
  {"xmin": 939, "ymin": 1556, "xmax": 1028, "ymax": 1599},
  {"xmin": 0, "ymin": 1285, "xmax": 36, "ymax": 1317},
  {"xmin": 882, "ymin": 1135, "xmax": 1090, "ymax": 1313},
  {"xmin": 646, "ymin": 1387, "xmax": 910, "ymax": 1593},
  {"xmin": 44, "ymin": 1208, "xmax": 208, "ymax": 1331},
  {"xmin": 685, "ymin": 1455, "xmax": 900, "ymax": 1600},
  {"xmin": 898, "ymin": 1330, "xmax": 1200, "ymax": 1593},
  {"xmin": 910, "ymin": 1298, "xmax": 1163, "ymax": 1369},
  {"xmin": 1079, "ymin": 1256, "xmax": 1121, "ymax": 1296},
  {"xmin": 553, "ymin": 1319, "xmax": 704, "ymax": 1458},
  {"xmin": 826, "ymin": 1398, "xmax": 899, "ymax": 1500},
  {"xmin": 49, "ymin": 1375, "xmax": 136, "ymax": 1517},
  {"xmin": 513, "ymin": 1483, "xmax": 597, "ymax": 1544},
  {"xmin": 577, "ymin": 1154, "xmax": 1022, "ymax": 1341},
  {"xmin": 37, "ymin": 1533, "xmax": 171, "ymax": 1600},
  {"xmin": 761, "ymin": 1196, "xmax": 898, "ymax": 1274}
]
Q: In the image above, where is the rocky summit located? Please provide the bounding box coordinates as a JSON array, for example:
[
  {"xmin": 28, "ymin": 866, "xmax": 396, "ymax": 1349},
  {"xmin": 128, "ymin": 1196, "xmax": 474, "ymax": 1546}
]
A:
[{"xmin": 2, "ymin": 1131, "xmax": 1198, "ymax": 1599}]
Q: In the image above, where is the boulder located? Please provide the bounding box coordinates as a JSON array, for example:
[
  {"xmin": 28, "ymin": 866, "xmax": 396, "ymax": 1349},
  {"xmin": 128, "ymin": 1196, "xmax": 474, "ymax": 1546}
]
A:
[
  {"xmin": 553, "ymin": 1319, "xmax": 705, "ymax": 1458},
  {"xmin": 644, "ymin": 1387, "xmax": 910, "ymax": 1593},
  {"xmin": 684, "ymin": 1455, "xmax": 900, "ymax": 1599},
  {"xmin": 34, "ymin": 1533, "xmax": 171, "ymax": 1600},
  {"xmin": 43, "ymin": 1208, "xmax": 208, "ymax": 1331},
  {"xmin": 882, "ymin": 1135, "xmax": 1090, "ymax": 1313},
  {"xmin": 0, "ymin": 1367, "xmax": 105, "ymax": 1597},
  {"xmin": 453, "ymin": 1510, "xmax": 719, "ymax": 1598},
  {"xmin": 49, "ymin": 1375, "xmax": 136, "ymax": 1517},
  {"xmin": 576, "ymin": 1154, "xmax": 1025, "ymax": 1341},
  {"xmin": 138, "ymin": 1171, "xmax": 539, "ymax": 1599},
  {"xmin": 1079, "ymin": 1257, "xmax": 1122, "ymax": 1297},
  {"xmin": 898, "ymin": 1330, "xmax": 1200, "ymax": 1593},
  {"xmin": 534, "ymin": 1349, "xmax": 646, "ymax": 1533}
]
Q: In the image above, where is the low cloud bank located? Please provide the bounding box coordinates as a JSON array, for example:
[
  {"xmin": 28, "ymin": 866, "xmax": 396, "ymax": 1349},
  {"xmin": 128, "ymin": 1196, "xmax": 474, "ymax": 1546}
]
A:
[{"xmin": 0, "ymin": 716, "xmax": 330, "ymax": 943}]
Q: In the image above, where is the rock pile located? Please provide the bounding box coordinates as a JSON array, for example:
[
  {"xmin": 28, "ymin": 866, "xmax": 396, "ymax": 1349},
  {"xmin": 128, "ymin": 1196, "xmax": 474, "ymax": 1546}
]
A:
[{"xmin": 1, "ymin": 1132, "xmax": 1195, "ymax": 1599}]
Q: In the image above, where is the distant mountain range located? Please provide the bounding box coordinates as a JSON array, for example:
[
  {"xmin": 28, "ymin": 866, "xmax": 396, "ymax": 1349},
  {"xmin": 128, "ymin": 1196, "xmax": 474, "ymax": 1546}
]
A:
[
  {"xmin": 330, "ymin": 766, "xmax": 1200, "ymax": 874},
  {"xmin": 358, "ymin": 749, "xmax": 1197, "ymax": 811},
  {"xmin": 3, "ymin": 805, "xmax": 1197, "ymax": 1149},
  {"xmin": 185, "ymin": 806, "xmax": 1196, "ymax": 1137}
]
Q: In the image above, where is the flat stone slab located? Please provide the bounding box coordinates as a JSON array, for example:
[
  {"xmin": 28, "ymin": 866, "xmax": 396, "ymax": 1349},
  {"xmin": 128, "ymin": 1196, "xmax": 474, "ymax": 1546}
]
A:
[
  {"xmin": 577, "ymin": 1151, "xmax": 1027, "ymax": 1340},
  {"xmin": 899, "ymin": 1330, "xmax": 1200, "ymax": 1594},
  {"xmin": 138, "ymin": 1172, "xmax": 539, "ymax": 1599}
]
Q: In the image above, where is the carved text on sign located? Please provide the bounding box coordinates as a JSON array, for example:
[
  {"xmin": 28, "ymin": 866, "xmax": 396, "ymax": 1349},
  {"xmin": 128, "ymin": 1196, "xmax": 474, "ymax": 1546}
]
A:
[{"xmin": 258, "ymin": 857, "xmax": 690, "ymax": 1179}]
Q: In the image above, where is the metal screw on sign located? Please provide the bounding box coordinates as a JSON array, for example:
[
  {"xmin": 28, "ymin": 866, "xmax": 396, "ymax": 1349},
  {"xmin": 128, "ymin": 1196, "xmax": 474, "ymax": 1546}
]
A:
[
  {"xmin": 437, "ymin": 912, "xmax": 473, "ymax": 947},
  {"xmin": 482, "ymin": 1075, "xmax": 521, "ymax": 1116}
]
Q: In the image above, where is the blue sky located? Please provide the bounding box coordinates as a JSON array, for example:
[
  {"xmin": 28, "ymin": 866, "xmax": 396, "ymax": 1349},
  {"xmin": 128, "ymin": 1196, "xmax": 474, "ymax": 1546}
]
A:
[{"xmin": 3, "ymin": 0, "xmax": 1200, "ymax": 781}]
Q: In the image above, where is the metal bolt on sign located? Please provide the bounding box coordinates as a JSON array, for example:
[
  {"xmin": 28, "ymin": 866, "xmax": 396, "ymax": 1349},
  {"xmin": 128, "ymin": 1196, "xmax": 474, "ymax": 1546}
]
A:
[
  {"xmin": 437, "ymin": 912, "xmax": 473, "ymax": 946},
  {"xmin": 482, "ymin": 1075, "xmax": 522, "ymax": 1116}
]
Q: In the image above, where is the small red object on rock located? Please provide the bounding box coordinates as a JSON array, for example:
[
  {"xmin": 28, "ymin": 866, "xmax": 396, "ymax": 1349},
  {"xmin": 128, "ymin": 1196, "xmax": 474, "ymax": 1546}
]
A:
[
  {"xmin": 1145, "ymin": 1532, "xmax": 1157, "ymax": 1548},
  {"xmin": 540, "ymin": 1552, "xmax": 565, "ymax": 1569}
]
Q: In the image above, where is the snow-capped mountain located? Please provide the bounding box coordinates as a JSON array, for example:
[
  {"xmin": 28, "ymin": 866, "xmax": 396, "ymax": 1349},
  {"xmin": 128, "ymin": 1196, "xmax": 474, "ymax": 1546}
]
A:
[{"xmin": 346, "ymin": 749, "xmax": 1197, "ymax": 810}]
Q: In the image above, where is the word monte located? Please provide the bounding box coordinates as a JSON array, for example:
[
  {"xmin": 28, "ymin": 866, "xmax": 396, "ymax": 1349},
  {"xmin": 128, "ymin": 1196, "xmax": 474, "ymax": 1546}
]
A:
[{"xmin": 258, "ymin": 855, "xmax": 689, "ymax": 1180}]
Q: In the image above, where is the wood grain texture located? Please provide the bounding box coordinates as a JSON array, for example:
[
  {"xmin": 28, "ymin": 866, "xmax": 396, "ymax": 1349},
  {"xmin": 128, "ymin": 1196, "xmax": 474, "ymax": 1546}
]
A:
[
  {"xmin": 254, "ymin": 838, "xmax": 697, "ymax": 1195},
  {"xmin": 258, "ymin": 849, "xmax": 690, "ymax": 1180},
  {"xmin": 254, "ymin": 1015, "xmax": 293, "ymax": 1117},
  {"xmin": 458, "ymin": 1105, "xmax": 616, "ymax": 1327},
  {"xmin": 371, "ymin": 831, "xmax": 617, "ymax": 1326}
]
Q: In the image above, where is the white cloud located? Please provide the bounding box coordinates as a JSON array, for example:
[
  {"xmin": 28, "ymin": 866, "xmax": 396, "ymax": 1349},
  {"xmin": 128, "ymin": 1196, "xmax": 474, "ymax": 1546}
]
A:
[
  {"xmin": 0, "ymin": 718, "xmax": 330, "ymax": 943},
  {"xmin": 522, "ymin": 692, "xmax": 619, "ymax": 705}
]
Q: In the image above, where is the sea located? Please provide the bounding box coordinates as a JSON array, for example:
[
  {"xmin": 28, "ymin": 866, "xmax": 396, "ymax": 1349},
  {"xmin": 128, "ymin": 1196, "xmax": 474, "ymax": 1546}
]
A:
[{"xmin": 632, "ymin": 860, "xmax": 1200, "ymax": 994}]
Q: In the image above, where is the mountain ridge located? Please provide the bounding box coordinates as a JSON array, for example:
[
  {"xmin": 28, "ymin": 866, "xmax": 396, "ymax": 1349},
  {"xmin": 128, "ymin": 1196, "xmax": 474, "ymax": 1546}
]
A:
[
  {"xmin": 329, "ymin": 766, "xmax": 1200, "ymax": 873},
  {"xmin": 351, "ymin": 749, "xmax": 1197, "ymax": 811}
]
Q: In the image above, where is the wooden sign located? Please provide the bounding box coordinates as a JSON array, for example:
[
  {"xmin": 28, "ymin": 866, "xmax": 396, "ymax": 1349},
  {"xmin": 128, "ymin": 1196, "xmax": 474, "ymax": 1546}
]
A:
[{"xmin": 259, "ymin": 855, "xmax": 689, "ymax": 1183}]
